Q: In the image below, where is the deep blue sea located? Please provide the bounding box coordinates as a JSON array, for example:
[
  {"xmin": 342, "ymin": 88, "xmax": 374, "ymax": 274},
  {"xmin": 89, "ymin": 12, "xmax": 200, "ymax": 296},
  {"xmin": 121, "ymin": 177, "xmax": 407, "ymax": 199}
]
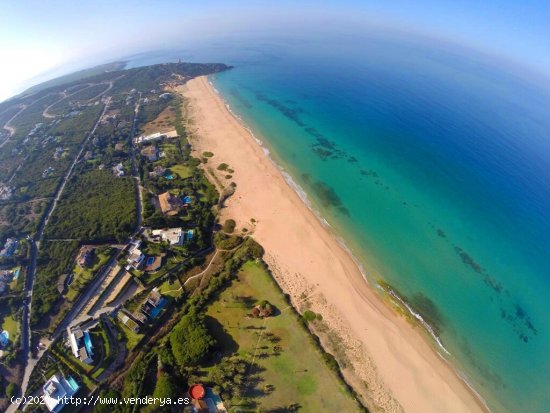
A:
[{"xmin": 126, "ymin": 32, "xmax": 550, "ymax": 412}]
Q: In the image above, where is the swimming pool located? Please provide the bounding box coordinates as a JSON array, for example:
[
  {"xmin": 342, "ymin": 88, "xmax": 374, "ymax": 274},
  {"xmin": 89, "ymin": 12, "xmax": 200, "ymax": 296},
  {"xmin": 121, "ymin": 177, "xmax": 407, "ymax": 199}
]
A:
[
  {"xmin": 66, "ymin": 376, "xmax": 80, "ymax": 392},
  {"xmin": 164, "ymin": 174, "xmax": 174, "ymax": 180},
  {"xmin": 146, "ymin": 256, "xmax": 155, "ymax": 266},
  {"xmin": 83, "ymin": 331, "xmax": 93, "ymax": 356},
  {"xmin": 0, "ymin": 331, "xmax": 9, "ymax": 347},
  {"xmin": 149, "ymin": 297, "xmax": 167, "ymax": 319}
]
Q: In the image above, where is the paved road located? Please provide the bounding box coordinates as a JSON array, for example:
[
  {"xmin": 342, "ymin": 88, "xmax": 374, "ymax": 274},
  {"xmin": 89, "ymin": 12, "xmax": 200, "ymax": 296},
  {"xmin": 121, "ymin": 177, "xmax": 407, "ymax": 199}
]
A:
[
  {"xmin": 130, "ymin": 94, "xmax": 143, "ymax": 233},
  {"xmin": 41, "ymin": 83, "xmax": 94, "ymax": 118},
  {"xmin": 1, "ymin": 91, "xmax": 61, "ymax": 148},
  {"xmin": 0, "ymin": 105, "xmax": 26, "ymax": 147},
  {"xmin": 42, "ymin": 80, "xmax": 116, "ymax": 119},
  {"xmin": 8, "ymin": 99, "xmax": 111, "ymax": 413}
]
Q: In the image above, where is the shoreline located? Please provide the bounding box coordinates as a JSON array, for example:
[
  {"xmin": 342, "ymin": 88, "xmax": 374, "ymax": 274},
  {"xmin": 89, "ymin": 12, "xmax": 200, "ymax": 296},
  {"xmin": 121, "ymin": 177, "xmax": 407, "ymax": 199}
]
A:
[{"xmin": 176, "ymin": 75, "xmax": 490, "ymax": 413}]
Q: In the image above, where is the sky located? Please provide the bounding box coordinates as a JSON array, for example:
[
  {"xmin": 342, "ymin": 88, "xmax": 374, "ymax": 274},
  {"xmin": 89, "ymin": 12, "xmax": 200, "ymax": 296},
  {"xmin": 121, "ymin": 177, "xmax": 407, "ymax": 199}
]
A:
[{"xmin": 1, "ymin": 0, "xmax": 549, "ymax": 101}]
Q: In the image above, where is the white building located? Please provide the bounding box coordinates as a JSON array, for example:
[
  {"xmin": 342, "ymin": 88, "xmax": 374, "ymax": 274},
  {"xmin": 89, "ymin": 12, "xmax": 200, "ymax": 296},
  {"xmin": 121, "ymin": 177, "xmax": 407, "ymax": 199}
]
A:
[
  {"xmin": 134, "ymin": 129, "xmax": 178, "ymax": 144},
  {"xmin": 127, "ymin": 240, "xmax": 145, "ymax": 269},
  {"xmin": 151, "ymin": 228, "xmax": 184, "ymax": 246},
  {"xmin": 42, "ymin": 374, "xmax": 80, "ymax": 412},
  {"xmin": 68, "ymin": 328, "xmax": 93, "ymax": 364},
  {"xmin": 113, "ymin": 163, "xmax": 125, "ymax": 177}
]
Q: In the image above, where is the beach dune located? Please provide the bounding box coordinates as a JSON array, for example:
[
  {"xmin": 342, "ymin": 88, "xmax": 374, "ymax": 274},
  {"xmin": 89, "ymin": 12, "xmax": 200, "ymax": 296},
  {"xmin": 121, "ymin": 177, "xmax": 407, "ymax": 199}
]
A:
[{"xmin": 176, "ymin": 76, "xmax": 488, "ymax": 413}]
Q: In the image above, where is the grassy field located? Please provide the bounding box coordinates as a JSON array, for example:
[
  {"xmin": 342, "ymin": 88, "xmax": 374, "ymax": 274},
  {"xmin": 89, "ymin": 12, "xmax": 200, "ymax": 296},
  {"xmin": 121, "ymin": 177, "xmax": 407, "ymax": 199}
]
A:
[
  {"xmin": 205, "ymin": 261, "xmax": 358, "ymax": 411},
  {"xmin": 117, "ymin": 320, "xmax": 144, "ymax": 351},
  {"xmin": 90, "ymin": 322, "xmax": 114, "ymax": 379},
  {"xmin": 158, "ymin": 278, "xmax": 183, "ymax": 298},
  {"xmin": 1, "ymin": 314, "xmax": 19, "ymax": 348},
  {"xmin": 8, "ymin": 267, "xmax": 24, "ymax": 293},
  {"xmin": 170, "ymin": 164, "xmax": 192, "ymax": 179}
]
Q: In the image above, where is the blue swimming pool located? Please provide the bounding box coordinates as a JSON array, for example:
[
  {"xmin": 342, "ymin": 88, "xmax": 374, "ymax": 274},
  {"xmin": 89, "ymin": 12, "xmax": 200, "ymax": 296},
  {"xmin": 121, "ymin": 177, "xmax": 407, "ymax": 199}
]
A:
[
  {"xmin": 83, "ymin": 331, "xmax": 93, "ymax": 356},
  {"xmin": 146, "ymin": 257, "xmax": 155, "ymax": 266},
  {"xmin": 164, "ymin": 174, "xmax": 174, "ymax": 180},
  {"xmin": 0, "ymin": 331, "xmax": 9, "ymax": 347},
  {"xmin": 66, "ymin": 376, "xmax": 80, "ymax": 392},
  {"xmin": 149, "ymin": 297, "xmax": 167, "ymax": 319}
]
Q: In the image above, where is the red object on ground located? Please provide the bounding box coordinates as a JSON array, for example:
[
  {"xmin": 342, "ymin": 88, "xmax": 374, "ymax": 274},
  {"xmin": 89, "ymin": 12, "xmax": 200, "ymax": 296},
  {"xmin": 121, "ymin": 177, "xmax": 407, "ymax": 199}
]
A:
[{"xmin": 189, "ymin": 384, "xmax": 206, "ymax": 400}]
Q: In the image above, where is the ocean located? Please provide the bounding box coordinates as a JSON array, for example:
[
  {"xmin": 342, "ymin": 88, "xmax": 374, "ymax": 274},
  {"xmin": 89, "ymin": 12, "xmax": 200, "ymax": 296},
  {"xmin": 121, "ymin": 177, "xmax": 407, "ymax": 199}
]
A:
[{"xmin": 126, "ymin": 32, "xmax": 550, "ymax": 412}]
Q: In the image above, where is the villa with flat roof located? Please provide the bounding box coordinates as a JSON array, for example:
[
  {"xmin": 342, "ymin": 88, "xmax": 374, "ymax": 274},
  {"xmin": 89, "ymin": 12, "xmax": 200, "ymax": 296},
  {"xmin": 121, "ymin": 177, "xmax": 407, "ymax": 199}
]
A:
[
  {"xmin": 134, "ymin": 129, "xmax": 179, "ymax": 144},
  {"xmin": 127, "ymin": 240, "xmax": 145, "ymax": 270},
  {"xmin": 68, "ymin": 327, "xmax": 93, "ymax": 364},
  {"xmin": 151, "ymin": 227, "xmax": 184, "ymax": 245},
  {"xmin": 140, "ymin": 288, "xmax": 167, "ymax": 319},
  {"xmin": 150, "ymin": 228, "xmax": 194, "ymax": 245},
  {"xmin": 42, "ymin": 374, "xmax": 80, "ymax": 412}
]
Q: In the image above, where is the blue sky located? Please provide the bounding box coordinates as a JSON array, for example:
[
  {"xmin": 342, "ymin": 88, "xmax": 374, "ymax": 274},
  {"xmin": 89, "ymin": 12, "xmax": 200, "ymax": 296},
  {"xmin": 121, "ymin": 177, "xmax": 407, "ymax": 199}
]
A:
[{"xmin": 1, "ymin": 0, "xmax": 549, "ymax": 101}]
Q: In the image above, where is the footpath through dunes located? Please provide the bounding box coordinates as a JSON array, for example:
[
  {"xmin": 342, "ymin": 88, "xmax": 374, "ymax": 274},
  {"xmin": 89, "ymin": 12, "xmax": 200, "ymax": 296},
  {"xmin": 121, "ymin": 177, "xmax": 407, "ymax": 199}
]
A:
[{"xmin": 176, "ymin": 76, "xmax": 489, "ymax": 413}]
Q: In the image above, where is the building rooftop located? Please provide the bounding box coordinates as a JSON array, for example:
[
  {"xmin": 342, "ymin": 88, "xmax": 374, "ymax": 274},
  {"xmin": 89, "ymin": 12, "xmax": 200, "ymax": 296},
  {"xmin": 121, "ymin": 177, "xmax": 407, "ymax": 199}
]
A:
[
  {"xmin": 151, "ymin": 227, "xmax": 184, "ymax": 245},
  {"xmin": 158, "ymin": 192, "xmax": 182, "ymax": 215},
  {"xmin": 42, "ymin": 374, "xmax": 79, "ymax": 412}
]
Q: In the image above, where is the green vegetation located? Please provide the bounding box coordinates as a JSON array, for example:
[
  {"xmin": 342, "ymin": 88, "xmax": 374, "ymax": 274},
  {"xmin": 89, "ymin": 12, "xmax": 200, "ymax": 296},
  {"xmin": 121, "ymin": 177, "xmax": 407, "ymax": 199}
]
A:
[
  {"xmin": 45, "ymin": 170, "xmax": 136, "ymax": 242},
  {"xmin": 0, "ymin": 302, "xmax": 21, "ymax": 362},
  {"xmin": 66, "ymin": 247, "xmax": 113, "ymax": 301},
  {"xmin": 32, "ymin": 241, "xmax": 79, "ymax": 326},
  {"xmin": 303, "ymin": 310, "xmax": 317, "ymax": 322},
  {"xmin": 153, "ymin": 369, "xmax": 180, "ymax": 399},
  {"xmin": 49, "ymin": 84, "xmax": 110, "ymax": 116},
  {"xmin": 204, "ymin": 260, "xmax": 361, "ymax": 411},
  {"xmin": 222, "ymin": 218, "xmax": 236, "ymax": 233},
  {"xmin": 170, "ymin": 313, "xmax": 215, "ymax": 367},
  {"xmin": 6, "ymin": 382, "xmax": 18, "ymax": 398},
  {"xmin": 0, "ymin": 61, "xmax": 366, "ymax": 412},
  {"xmin": 90, "ymin": 321, "xmax": 115, "ymax": 380},
  {"xmin": 22, "ymin": 61, "xmax": 125, "ymax": 95},
  {"xmin": 117, "ymin": 319, "xmax": 144, "ymax": 351},
  {"xmin": 213, "ymin": 232, "xmax": 243, "ymax": 250},
  {"xmin": 169, "ymin": 164, "xmax": 192, "ymax": 179}
]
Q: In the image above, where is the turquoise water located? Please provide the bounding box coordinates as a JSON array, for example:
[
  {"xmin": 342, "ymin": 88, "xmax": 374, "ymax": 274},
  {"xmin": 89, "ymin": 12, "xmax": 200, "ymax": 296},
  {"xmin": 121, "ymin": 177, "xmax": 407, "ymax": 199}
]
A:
[
  {"xmin": 126, "ymin": 34, "xmax": 550, "ymax": 412},
  {"xmin": 66, "ymin": 376, "xmax": 80, "ymax": 392},
  {"xmin": 83, "ymin": 331, "xmax": 93, "ymax": 356}
]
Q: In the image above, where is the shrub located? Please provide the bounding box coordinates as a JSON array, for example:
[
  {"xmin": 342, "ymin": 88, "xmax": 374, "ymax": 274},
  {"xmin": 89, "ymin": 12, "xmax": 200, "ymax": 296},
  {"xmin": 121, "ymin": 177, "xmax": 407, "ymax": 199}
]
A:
[
  {"xmin": 217, "ymin": 163, "xmax": 229, "ymax": 171},
  {"xmin": 153, "ymin": 372, "xmax": 180, "ymax": 400},
  {"xmin": 222, "ymin": 219, "xmax": 236, "ymax": 233},
  {"xmin": 303, "ymin": 310, "xmax": 317, "ymax": 322},
  {"xmin": 6, "ymin": 382, "xmax": 18, "ymax": 398},
  {"xmin": 170, "ymin": 313, "xmax": 215, "ymax": 367},
  {"xmin": 214, "ymin": 232, "xmax": 243, "ymax": 250},
  {"xmin": 202, "ymin": 151, "xmax": 214, "ymax": 158}
]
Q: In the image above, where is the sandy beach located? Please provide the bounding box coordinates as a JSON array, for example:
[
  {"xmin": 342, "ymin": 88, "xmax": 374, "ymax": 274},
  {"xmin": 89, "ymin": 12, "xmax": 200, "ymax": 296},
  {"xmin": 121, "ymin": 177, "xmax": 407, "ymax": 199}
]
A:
[{"xmin": 175, "ymin": 76, "xmax": 488, "ymax": 413}]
